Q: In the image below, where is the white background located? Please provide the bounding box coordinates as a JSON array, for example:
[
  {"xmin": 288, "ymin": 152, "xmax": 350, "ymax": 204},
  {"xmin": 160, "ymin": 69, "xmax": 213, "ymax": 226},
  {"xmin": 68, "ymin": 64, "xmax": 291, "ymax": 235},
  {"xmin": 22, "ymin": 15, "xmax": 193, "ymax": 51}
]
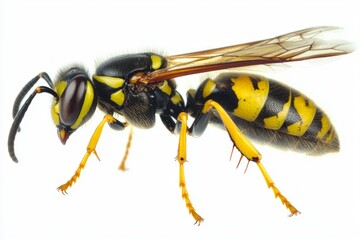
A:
[{"xmin": 1, "ymin": 0, "xmax": 359, "ymax": 239}]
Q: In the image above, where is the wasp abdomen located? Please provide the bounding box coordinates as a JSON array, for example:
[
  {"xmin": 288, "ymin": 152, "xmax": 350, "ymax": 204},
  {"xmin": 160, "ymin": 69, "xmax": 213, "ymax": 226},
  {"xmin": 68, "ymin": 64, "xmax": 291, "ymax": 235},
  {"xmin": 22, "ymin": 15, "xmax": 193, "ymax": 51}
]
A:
[{"xmin": 188, "ymin": 73, "xmax": 339, "ymax": 155}]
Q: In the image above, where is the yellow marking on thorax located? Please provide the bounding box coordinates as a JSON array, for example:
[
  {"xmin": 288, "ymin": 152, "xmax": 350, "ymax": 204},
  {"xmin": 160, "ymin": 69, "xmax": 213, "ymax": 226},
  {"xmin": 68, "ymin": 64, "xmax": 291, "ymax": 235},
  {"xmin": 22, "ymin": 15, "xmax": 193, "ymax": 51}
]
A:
[
  {"xmin": 287, "ymin": 96, "xmax": 316, "ymax": 136},
  {"xmin": 110, "ymin": 89, "xmax": 125, "ymax": 106},
  {"xmin": 231, "ymin": 75, "xmax": 269, "ymax": 122},
  {"xmin": 202, "ymin": 79, "xmax": 216, "ymax": 98},
  {"xmin": 151, "ymin": 55, "xmax": 163, "ymax": 70},
  {"xmin": 159, "ymin": 81, "xmax": 172, "ymax": 95},
  {"xmin": 93, "ymin": 75, "xmax": 124, "ymax": 88},
  {"xmin": 263, "ymin": 91, "xmax": 292, "ymax": 130},
  {"xmin": 171, "ymin": 93, "xmax": 183, "ymax": 105}
]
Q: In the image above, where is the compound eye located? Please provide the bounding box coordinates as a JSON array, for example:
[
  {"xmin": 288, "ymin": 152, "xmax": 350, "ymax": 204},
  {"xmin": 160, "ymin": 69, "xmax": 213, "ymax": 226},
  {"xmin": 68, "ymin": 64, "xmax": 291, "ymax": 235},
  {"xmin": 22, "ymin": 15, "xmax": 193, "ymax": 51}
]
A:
[{"xmin": 59, "ymin": 75, "xmax": 88, "ymax": 126}]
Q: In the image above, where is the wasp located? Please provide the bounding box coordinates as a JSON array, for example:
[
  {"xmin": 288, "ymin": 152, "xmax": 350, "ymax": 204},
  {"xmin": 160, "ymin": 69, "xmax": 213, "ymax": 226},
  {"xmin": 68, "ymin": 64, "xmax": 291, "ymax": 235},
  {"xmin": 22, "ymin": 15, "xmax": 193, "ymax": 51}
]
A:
[{"xmin": 8, "ymin": 26, "xmax": 354, "ymax": 224}]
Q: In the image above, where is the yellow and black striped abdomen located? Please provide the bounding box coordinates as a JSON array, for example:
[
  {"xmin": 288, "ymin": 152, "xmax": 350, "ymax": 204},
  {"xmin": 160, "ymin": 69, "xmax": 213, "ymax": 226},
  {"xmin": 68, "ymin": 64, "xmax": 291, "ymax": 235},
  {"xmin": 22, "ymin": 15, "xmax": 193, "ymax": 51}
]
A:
[{"xmin": 192, "ymin": 73, "xmax": 339, "ymax": 155}]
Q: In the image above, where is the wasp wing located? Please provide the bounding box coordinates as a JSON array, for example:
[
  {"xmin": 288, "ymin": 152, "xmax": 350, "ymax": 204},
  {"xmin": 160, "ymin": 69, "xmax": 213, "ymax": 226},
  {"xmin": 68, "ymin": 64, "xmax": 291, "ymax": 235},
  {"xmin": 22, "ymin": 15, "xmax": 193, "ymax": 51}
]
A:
[{"xmin": 141, "ymin": 26, "xmax": 354, "ymax": 83}]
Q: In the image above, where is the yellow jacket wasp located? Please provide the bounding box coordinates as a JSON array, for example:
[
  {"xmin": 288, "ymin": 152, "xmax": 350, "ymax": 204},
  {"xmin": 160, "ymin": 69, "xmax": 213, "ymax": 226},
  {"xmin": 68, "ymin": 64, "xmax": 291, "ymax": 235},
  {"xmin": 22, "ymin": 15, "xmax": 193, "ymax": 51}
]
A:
[{"xmin": 8, "ymin": 26, "xmax": 354, "ymax": 224}]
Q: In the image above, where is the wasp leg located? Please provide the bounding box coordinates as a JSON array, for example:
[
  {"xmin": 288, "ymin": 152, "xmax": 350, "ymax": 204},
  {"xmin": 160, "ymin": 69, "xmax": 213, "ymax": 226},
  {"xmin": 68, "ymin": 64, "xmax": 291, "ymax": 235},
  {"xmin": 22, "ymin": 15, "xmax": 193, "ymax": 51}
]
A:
[
  {"xmin": 118, "ymin": 126, "xmax": 133, "ymax": 171},
  {"xmin": 160, "ymin": 114, "xmax": 176, "ymax": 133},
  {"xmin": 106, "ymin": 116, "xmax": 132, "ymax": 171},
  {"xmin": 201, "ymin": 100, "xmax": 300, "ymax": 216},
  {"xmin": 8, "ymin": 86, "xmax": 58, "ymax": 163},
  {"xmin": 256, "ymin": 162, "xmax": 300, "ymax": 216},
  {"xmin": 177, "ymin": 112, "xmax": 204, "ymax": 225},
  {"xmin": 57, "ymin": 114, "xmax": 121, "ymax": 193}
]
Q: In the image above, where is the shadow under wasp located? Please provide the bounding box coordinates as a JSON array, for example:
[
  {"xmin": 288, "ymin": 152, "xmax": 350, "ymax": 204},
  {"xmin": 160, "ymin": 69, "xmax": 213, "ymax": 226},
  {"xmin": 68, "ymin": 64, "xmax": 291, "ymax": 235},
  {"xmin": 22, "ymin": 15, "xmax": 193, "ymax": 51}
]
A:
[{"xmin": 8, "ymin": 26, "xmax": 354, "ymax": 224}]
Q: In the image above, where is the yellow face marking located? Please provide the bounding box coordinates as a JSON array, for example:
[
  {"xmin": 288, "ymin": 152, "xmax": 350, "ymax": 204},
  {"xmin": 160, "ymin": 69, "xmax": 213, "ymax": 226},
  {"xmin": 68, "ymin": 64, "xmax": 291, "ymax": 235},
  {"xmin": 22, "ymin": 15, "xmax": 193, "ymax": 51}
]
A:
[
  {"xmin": 263, "ymin": 91, "xmax": 292, "ymax": 130},
  {"xmin": 55, "ymin": 80, "xmax": 67, "ymax": 97},
  {"xmin": 51, "ymin": 101, "xmax": 60, "ymax": 126},
  {"xmin": 93, "ymin": 75, "xmax": 124, "ymax": 88},
  {"xmin": 52, "ymin": 80, "xmax": 67, "ymax": 126},
  {"xmin": 51, "ymin": 80, "xmax": 67, "ymax": 126},
  {"xmin": 159, "ymin": 81, "xmax": 172, "ymax": 96},
  {"xmin": 316, "ymin": 114, "xmax": 331, "ymax": 139},
  {"xmin": 202, "ymin": 79, "xmax": 216, "ymax": 99},
  {"xmin": 171, "ymin": 93, "xmax": 182, "ymax": 105},
  {"xmin": 151, "ymin": 55, "xmax": 163, "ymax": 70},
  {"xmin": 70, "ymin": 82, "xmax": 95, "ymax": 129},
  {"xmin": 110, "ymin": 89, "xmax": 125, "ymax": 107},
  {"xmin": 287, "ymin": 96, "xmax": 316, "ymax": 136},
  {"xmin": 231, "ymin": 75, "xmax": 269, "ymax": 122}
]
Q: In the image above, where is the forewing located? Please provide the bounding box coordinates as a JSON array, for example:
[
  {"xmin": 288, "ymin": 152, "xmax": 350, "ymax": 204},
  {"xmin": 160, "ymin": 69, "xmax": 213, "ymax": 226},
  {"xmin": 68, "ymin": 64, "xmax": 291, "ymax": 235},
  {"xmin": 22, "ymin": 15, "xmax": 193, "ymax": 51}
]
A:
[{"xmin": 141, "ymin": 26, "xmax": 354, "ymax": 83}]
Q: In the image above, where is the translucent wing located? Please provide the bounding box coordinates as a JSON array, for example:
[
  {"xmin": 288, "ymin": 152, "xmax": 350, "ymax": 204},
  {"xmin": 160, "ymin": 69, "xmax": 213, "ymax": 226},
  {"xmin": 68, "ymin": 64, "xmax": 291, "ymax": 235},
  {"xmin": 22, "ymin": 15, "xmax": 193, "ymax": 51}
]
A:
[{"xmin": 136, "ymin": 26, "xmax": 354, "ymax": 83}]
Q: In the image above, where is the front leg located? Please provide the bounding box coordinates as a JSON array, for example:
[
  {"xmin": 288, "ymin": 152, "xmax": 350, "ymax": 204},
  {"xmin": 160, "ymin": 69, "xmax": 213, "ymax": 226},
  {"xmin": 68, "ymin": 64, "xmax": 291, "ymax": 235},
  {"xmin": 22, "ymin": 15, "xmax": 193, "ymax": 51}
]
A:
[{"xmin": 57, "ymin": 114, "xmax": 126, "ymax": 193}]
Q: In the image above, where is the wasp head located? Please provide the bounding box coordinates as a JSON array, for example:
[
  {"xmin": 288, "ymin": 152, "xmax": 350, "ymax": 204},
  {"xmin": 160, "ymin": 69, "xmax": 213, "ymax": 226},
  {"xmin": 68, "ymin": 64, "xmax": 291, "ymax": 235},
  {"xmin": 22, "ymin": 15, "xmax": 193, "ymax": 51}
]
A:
[{"xmin": 51, "ymin": 66, "xmax": 97, "ymax": 144}]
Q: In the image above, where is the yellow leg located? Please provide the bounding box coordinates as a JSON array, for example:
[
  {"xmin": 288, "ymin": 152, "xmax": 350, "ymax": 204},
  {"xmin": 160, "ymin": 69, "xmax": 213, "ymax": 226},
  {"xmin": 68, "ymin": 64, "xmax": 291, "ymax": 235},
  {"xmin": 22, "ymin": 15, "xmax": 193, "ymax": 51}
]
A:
[
  {"xmin": 118, "ymin": 126, "xmax": 133, "ymax": 171},
  {"xmin": 203, "ymin": 100, "xmax": 260, "ymax": 161},
  {"xmin": 203, "ymin": 100, "xmax": 300, "ymax": 216},
  {"xmin": 57, "ymin": 114, "xmax": 116, "ymax": 193},
  {"xmin": 177, "ymin": 112, "xmax": 204, "ymax": 225},
  {"xmin": 256, "ymin": 161, "xmax": 300, "ymax": 216}
]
